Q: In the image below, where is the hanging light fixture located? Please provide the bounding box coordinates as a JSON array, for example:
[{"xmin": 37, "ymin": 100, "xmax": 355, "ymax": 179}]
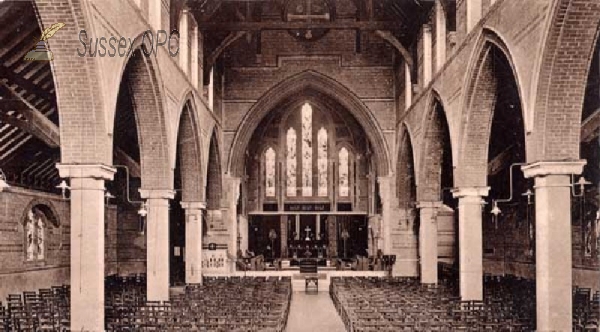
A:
[
  {"xmin": 0, "ymin": 169, "xmax": 10, "ymax": 192},
  {"xmin": 104, "ymin": 190, "xmax": 115, "ymax": 205},
  {"xmin": 56, "ymin": 180, "xmax": 70, "ymax": 199},
  {"xmin": 137, "ymin": 201, "xmax": 148, "ymax": 217},
  {"xmin": 490, "ymin": 200, "xmax": 501, "ymax": 229},
  {"xmin": 572, "ymin": 176, "xmax": 591, "ymax": 197}
]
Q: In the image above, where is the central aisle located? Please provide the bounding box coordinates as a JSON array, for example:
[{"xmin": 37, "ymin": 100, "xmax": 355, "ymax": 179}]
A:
[{"xmin": 286, "ymin": 291, "xmax": 346, "ymax": 332}]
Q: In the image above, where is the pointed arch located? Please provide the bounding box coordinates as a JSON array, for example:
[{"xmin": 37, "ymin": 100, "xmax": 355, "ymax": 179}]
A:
[
  {"xmin": 228, "ymin": 70, "xmax": 391, "ymax": 178},
  {"xmin": 531, "ymin": 0, "xmax": 600, "ymax": 161},
  {"xmin": 206, "ymin": 128, "xmax": 223, "ymax": 210},
  {"xmin": 176, "ymin": 96, "xmax": 204, "ymax": 202},
  {"xmin": 418, "ymin": 91, "xmax": 454, "ymax": 202},
  {"xmin": 457, "ymin": 29, "xmax": 526, "ymax": 187}
]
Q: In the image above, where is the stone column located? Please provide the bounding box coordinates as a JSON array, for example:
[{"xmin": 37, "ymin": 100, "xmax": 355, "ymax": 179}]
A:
[
  {"xmin": 181, "ymin": 201, "xmax": 205, "ymax": 284},
  {"xmin": 435, "ymin": 0, "xmax": 447, "ymax": 72},
  {"xmin": 417, "ymin": 201, "xmax": 442, "ymax": 284},
  {"xmin": 239, "ymin": 214, "xmax": 249, "ymax": 253},
  {"xmin": 404, "ymin": 63, "xmax": 412, "ymax": 110},
  {"xmin": 378, "ymin": 175, "xmax": 401, "ymax": 274},
  {"xmin": 191, "ymin": 23, "xmax": 199, "ymax": 89},
  {"xmin": 139, "ymin": 189, "xmax": 175, "ymax": 302},
  {"xmin": 452, "ymin": 187, "xmax": 489, "ymax": 301},
  {"xmin": 178, "ymin": 9, "xmax": 189, "ymax": 76},
  {"xmin": 466, "ymin": 0, "xmax": 482, "ymax": 32},
  {"xmin": 522, "ymin": 161, "xmax": 585, "ymax": 332},
  {"xmin": 56, "ymin": 164, "xmax": 115, "ymax": 332},
  {"xmin": 224, "ymin": 176, "xmax": 241, "ymax": 272},
  {"xmin": 422, "ymin": 24, "xmax": 432, "ymax": 86}
]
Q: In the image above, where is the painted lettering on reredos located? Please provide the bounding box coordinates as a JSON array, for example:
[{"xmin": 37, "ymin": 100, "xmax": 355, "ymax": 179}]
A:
[{"xmin": 77, "ymin": 29, "xmax": 180, "ymax": 58}]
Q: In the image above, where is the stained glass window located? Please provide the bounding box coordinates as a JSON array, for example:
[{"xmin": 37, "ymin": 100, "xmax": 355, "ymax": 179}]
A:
[
  {"xmin": 301, "ymin": 103, "xmax": 313, "ymax": 196},
  {"xmin": 339, "ymin": 147, "xmax": 350, "ymax": 197},
  {"xmin": 25, "ymin": 208, "xmax": 45, "ymax": 261},
  {"xmin": 286, "ymin": 128, "xmax": 297, "ymax": 196},
  {"xmin": 317, "ymin": 127, "xmax": 328, "ymax": 196},
  {"xmin": 265, "ymin": 147, "xmax": 276, "ymax": 197}
]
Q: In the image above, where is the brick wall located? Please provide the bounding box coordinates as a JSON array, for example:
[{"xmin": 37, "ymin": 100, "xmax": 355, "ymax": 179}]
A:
[{"xmin": 0, "ymin": 188, "xmax": 69, "ymax": 300}]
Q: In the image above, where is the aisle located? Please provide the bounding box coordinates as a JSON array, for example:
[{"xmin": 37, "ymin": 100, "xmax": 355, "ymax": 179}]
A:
[{"xmin": 286, "ymin": 291, "xmax": 346, "ymax": 332}]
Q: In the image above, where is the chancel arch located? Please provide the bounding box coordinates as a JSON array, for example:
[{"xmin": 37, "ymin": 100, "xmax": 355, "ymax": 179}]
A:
[
  {"xmin": 227, "ymin": 70, "xmax": 391, "ymax": 178},
  {"xmin": 241, "ymin": 89, "xmax": 377, "ymax": 265}
]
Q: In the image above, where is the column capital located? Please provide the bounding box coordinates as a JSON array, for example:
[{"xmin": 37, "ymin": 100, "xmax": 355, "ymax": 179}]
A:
[
  {"xmin": 416, "ymin": 201, "xmax": 443, "ymax": 209},
  {"xmin": 181, "ymin": 201, "xmax": 206, "ymax": 210},
  {"xmin": 139, "ymin": 189, "xmax": 176, "ymax": 200},
  {"xmin": 452, "ymin": 186, "xmax": 490, "ymax": 198},
  {"xmin": 522, "ymin": 160, "xmax": 586, "ymax": 178},
  {"xmin": 56, "ymin": 163, "xmax": 116, "ymax": 180}
]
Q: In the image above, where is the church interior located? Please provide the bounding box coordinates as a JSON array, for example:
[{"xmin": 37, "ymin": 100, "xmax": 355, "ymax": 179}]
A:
[{"xmin": 0, "ymin": 0, "xmax": 598, "ymax": 331}]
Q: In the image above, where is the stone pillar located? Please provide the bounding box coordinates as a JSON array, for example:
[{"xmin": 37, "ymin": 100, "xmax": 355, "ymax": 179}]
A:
[
  {"xmin": 522, "ymin": 161, "xmax": 585, "ymax": 332},
  {"xmin": 181, "ymin": 201, "xmax": 205, "ymax": 284},
  {"xmin": 57, "ymin": 164, "xmax": 115, "ymax": 332},
  {"xmin": 452, "ymin": 187, "xmax": 489, "ymax": 301},
  {"xmin": 466, "ymin": 0, "xmax": 482, "ymax": 32},
  {"xmin": 191, "ymin": 22, "xmax": 199, "ymax": 89},
  {"xmin": 224, "ymin": 176, "xmax": 241, "ymax": 272},
  {"xmin": 417, "ymin": 201, "xmax": 442, "ymax": 285},
  {"xmin": 178, "ymin": 9, "xmax": 189, "ymax": 76},
  {"xmin": 139, "ymin": 189, "xmax": 175, "ymax": 302},
  {"xmin": 435, "ymin": 0, "xmax": 447, "ymax": 72},
  {"xmin": 404, "ymin": 62, "xmax": 412, "ymax": 110},
  {"xmin": 378, "ymin": 175, "xmax": 401, "ymax": 274},
  {"xmin": 422, "ymin": 24, "xmax": 432, "ymax": 86},
  {"xmin": 239, "ymin": 214, "xmax": 249, "ymax": 253}
]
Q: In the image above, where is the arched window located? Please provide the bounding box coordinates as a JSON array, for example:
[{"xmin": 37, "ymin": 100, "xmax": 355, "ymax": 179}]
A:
[
  {"xmin": 317, "ymin": 127, "xmax": 328, "ymax": 196},
  {"xmin": 301, "ymin": 103, "xmax": 313, "ymax": 196},
  {"xmin": 339, "ymin": 147, "xmax": 350, "ymax": 197},
  {"xmin": 265, "ymin": 147, "xmax": 276, "ymax": 197},
  {"xmin": 25, "ymin": 207, "xmax": 46, "ymax": 261},
  {"xmin": 286, "ymin": 128, "xmax": 297, "ymax": 196}
]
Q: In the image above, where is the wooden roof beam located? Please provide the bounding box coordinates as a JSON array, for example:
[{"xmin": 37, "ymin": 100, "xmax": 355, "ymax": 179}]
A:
[{"xmin": 198, "ymin": 20, "xmax": 400, "ymax": 31}]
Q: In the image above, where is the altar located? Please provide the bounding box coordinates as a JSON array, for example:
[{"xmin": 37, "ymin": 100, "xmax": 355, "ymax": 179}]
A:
[{"xmin": 246, "ymin": 212, "xmax": 369, "ymax": 262}]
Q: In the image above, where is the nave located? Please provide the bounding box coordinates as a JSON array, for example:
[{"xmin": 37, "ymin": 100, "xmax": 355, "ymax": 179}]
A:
[{"xmin": 0, "ymin": 273, "xmax": 598, "ymax": 331}]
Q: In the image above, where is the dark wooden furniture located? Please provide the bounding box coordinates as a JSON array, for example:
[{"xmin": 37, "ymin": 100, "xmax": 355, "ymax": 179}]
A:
[{"xmin": 299, "ymin": 259, "xmax": 319, "ymax": 292}]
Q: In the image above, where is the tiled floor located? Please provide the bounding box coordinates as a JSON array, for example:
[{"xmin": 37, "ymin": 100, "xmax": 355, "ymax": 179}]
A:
[{"xmin": 286, "ymin": 291, "xmax": 346, "ymax": 332}]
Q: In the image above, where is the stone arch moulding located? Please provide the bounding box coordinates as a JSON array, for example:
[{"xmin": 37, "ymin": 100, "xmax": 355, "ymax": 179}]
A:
[
  {"xmin": 228, "ymin": 70, "xmax": 392, "ymax": 178},
  {"xmin": 112, "ymin": 41, "xmax": 172, "ymax": 190},
  {"xmin": 531, "ymin": 0, "xmax": 600, "ymax": 162},
  {"xmin": 456, "ymin": 29, "xmax": 527, "ymax": 187},
  {"xmin": 175, "ymin": 94, "xmax": 205, "ymax": 203}
]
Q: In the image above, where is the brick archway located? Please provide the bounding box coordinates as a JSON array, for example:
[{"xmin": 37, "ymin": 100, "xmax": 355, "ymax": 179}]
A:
[
  {"xmin": 176, "ymin": 97, "xmax": 204, "ymax": 202},
  {"xmin": 35, "ymin": 0, "xmax": 111, "ymax": 164},
  {"xmin": 227, "ymin": 70, "xmax": 391, "ymax": 178},
  {"xmin": 397, "ymin": 124, "xmax": 417, "ymax": 205},
  {"xmin": 531, "ymin": 0, "xmax": 600, "ymax": 162},
  {"xmin": 418, "ymin": 91, "xmax": 453, "ymax": 202},
  {"xmin": 457, "ymin": 31, "xmax": 525, "ymax": 188},
  {"xmin": 118, "ymin": 47, "xmax": 171, "ymax": 190},
  {"xmin": 206, "ymin": 129, "xmax": 223, "ymax": 210}
]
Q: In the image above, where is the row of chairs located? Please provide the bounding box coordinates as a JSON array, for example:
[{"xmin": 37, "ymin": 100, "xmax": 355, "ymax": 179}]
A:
[
  {"xmin": 105, "ymin": 275, "xmax": 292, "ymax": 332},
  {"xmin": 0, "ymin": 285, "xmax": 69, "ymax": 331},
  {"xmin": 330, "ymin": 276, "xmax": 536, "ymax": 332},
  {"xmin": 330, "ymin": 275, "xmax": 599, "ymax": 332},
  {"xmin": 0, "ymin": 274, "xmax": 292, "ymax": 331}
]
